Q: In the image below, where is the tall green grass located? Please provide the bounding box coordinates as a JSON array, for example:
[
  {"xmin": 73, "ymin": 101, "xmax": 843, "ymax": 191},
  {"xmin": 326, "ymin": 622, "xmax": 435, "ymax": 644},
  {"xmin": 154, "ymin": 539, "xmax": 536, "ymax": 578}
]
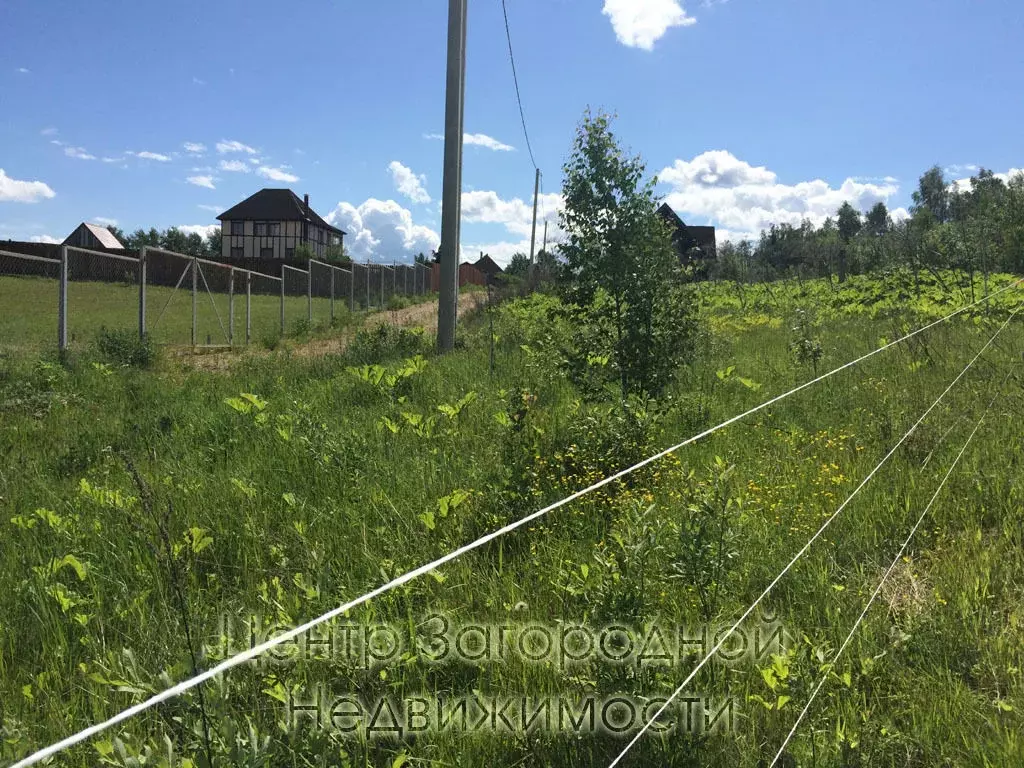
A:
[{"xmin": 0, "ymin": 270, "xmax": 1021, "ymax": 766}]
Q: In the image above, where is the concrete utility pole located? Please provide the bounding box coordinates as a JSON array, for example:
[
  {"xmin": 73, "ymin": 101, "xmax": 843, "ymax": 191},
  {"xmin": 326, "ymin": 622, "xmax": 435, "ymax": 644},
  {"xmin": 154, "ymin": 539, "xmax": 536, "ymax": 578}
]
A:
[
  {"xmin": 437, "ymin": 0, "xmax": 467, "ymax": 352},
  {"xmin": 528, "ymin": 168, "xmax": 540, "ymax": 265}
]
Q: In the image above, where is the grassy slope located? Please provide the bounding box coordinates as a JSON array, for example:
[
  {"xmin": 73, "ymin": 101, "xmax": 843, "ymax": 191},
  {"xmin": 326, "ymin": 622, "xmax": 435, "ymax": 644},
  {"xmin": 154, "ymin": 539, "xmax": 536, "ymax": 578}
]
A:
[
  {"xmin": 0, "ymin": 274, "xmax": 421, "ymax": 353},
  {"xmin": 0, "ymin": 271, "xmax": 1022, "ymax": 767}
]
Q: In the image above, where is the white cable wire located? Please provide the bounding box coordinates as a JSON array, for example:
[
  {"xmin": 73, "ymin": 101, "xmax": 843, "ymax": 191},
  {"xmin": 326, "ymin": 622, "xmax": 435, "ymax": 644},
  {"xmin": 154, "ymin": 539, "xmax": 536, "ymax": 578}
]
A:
[
  {"xmin": 605, "ymin": 301, "xmax": 1022, "ymax": 768},
  {"xmin": 768, "ymin": 363, "xmax": 1015, "ymax": 766},
  {"xmin": 13, "ymin": 283, "xmax": 1021, "ymax": 767}
]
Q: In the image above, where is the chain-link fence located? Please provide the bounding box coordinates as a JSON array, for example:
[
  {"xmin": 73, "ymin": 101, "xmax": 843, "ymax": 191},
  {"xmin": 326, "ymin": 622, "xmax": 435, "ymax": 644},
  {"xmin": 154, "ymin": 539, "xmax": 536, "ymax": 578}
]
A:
[
  {"xmin": 1, "ymin": 247, "xmax": 433, "ymax": 356},
  {"xmin": 309, "ymin": 260, "xmax": 355, "ymax": 327},
  {"xmin": 281, "ymin": 264, "xmax": 311, "ymax": 336},
  {"xmin": 65, "ymin": 246, "xmax": 140, "ymax": 350},
  {"xmin": 194, "ymin": 258, "xmax": 234, "ymax": 347},
  {"xmin": 0, "ymin": 249, "xmax": 60, "ymax": 355},
  {"xmin": 247, "ymin": 270, "xmax": 283, "ymax": 345},
  {"xmin": 144, "ymin": 247, "xmax": 195, "ymax": 346}
]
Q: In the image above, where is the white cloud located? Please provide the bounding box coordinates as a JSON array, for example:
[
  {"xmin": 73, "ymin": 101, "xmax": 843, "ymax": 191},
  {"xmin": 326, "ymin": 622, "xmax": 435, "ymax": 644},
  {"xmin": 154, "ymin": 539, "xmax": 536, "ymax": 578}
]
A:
[
  {"xmin": 16, "ymin": 67, "xmax": 30, "ymax": 74},
  {"xmin": 461, "ymin": 238, "xmax": 537, "ymax": 268},
  {"xmin": 187, "ymin": 175, "xmax": 217, "ymax": 189},
  {"xmin": 0, "ymin": 168, "xmax": 56, "ymax": 203},
  {"xmin": 951, "ymin": 168, "xmax": 1024, "ymax": 193},
  {"xmin": 64, "ymin": 146, "xmax": 96, "ymax": 161},
  {"xmin": 216, "ymin": 140, "xmax": 258, "ymax": 155},
  {"xmin": 93, "ymin": 217, "xmax": 118, "ymax": 227},
  {"xmin": 40, "ymin": 127, "xmax": 58, "ymax": 136},
  {"xmin": 184, "ymin": 142, "xmax": 206, "ymax": 154},
  {"xmin": 30, "ymin": 235, "xmax": 61, "ymax": 244},
  {"xmin": 658, "ymin": 150, "xmax": 902, "ymax": 242},
  {"xmin": 131, "ymin": 151, "xmax": 171, "ymax": 162},
  {"xmin": 326, "ymin": 199, "xmax": 440, "ymax": 262},
  {"xmin": 249, "ymin": 158, "xmax": 260, "ymax": 165},
  {"xmin": 388, "ymin": 161, "xmax": 431, "ymax": 204},
  {"xmin": 197, "ymin": 204, "xmax": 223, "ymax": 212},
  {"xmin": 602, "ymin": 0, "xmax": 696, "ymax": 50},
  {"xmin": 178, "ymin": 224, "xmax": 220, "ymax": 239},
  {"xmin": 192, "ymin": 77, "xmax": 206, "ymax": 86},
  {"xmin": 257, "ymin": 166, "xmax": 299, "ymax": 183},
  {"xmin": 461, "ymin": 189, "xmax": 563, "ymax": 237},
  {"xmin": 464, "ymin": 133, "xmax": 516, "ymax": 152},
  {"xmin": 101, "ymin": 156, "xmax": 123, "ymax": 164},
  {"xmin": 425, "ymin": 132, "xmax": 516, "ymax": 152},
  {"xmin": 219, "ymin": 159, "xmax": 250, "ymax": 173}
]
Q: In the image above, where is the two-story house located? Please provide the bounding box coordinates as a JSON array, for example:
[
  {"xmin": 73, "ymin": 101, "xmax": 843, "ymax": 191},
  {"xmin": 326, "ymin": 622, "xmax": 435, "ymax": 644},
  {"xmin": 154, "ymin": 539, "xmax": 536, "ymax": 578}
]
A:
[{"xmin": 216, "ymin": 188, "xmax": 346, "ymax": 261}]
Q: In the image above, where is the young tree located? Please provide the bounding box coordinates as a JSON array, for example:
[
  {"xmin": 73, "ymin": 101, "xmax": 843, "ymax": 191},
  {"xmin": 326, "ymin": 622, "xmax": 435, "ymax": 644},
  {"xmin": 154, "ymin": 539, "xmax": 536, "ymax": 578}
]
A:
[
  {"xmin": 207, "ymin": 230, "xmax": 223, "ymax": 258},
  {"xmin": 505, "ymin": 252, "xmax": 530, "ymax": 277},
  {"xmin": 912, "ymin": 165, "xmax": 950, "ymax": 224},
  {"xmin": 559, "ymin": 109, "xmax": 695, "ymax": 397},
  {"xmin": 864, "ymin": 202, "xmax": 891, "ymax": 236},
  {"xmin": 835, "ymin": 201, "xmax": 863, "ymax": 282}
]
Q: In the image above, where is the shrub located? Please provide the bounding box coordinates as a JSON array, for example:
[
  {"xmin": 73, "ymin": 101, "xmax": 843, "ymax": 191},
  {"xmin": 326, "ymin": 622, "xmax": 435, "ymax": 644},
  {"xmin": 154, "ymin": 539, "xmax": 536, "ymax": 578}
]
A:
[
  {"xmin": 93, "ymin": 327, "xmax": 157, "ymax": 368},
  {"xmin": 347, "ymin": 323, "xmax": 428, "ymax": 364},
  {"xmin": 387, "ymin": 294, "xmax": 411, "ymax": 312}
]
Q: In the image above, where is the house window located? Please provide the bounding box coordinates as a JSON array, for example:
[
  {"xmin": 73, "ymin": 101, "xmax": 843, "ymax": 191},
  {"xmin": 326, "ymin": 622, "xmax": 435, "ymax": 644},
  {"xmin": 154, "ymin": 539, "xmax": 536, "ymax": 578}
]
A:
[
  {"xmin": 230, "ymin": 221, "xmax": 243, "ymax": 236},
  {"xmin": 308, "ymin": 228, "xmax": 319, "ymax": 243},
  {"xmin": 254, "ymin": 222, "xmax": 268, "ymax": 237},
  {"xmin": 260, "ymin": 247, "xmax": 274, "ymax": 260},
  {"xmin": 286, "ymin": 248, "xmax": 295, "ymax": 260},
  {"xmin": 330, "ymin": 235, "xmax": 340, "ymax": 246},
  {"xmin": 231, "ymin": 247, "xmax": 244, "ymax": 259},
  {"xmin": 268, "ymin": 223, "xmax": 280, "ymax": 236}
]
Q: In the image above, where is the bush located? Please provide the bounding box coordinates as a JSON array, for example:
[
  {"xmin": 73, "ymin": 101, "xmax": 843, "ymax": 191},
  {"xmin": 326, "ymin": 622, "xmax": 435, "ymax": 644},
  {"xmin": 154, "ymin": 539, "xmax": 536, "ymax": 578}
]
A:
[
  {"xmin": 347, "ymin": 323, "xmax": 428, "ymax": 364},
  {"xmin": 259, "ymin": 330, "xmax": 281, "ymax": 351},
  {"xmin": 93, "ymin": 327, "xmax": 157, "ymax": 368},
  {"xmin": 387, "ymin": 294, "xmax": 411, "ymax": 312}
]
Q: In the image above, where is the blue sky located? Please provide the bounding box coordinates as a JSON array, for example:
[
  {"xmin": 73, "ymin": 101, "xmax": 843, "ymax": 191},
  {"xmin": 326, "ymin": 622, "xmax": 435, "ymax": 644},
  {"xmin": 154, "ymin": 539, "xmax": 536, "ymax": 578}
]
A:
[{"xmin": 2, "ymin": 0, "xmax": 1023, "ymax": 264}]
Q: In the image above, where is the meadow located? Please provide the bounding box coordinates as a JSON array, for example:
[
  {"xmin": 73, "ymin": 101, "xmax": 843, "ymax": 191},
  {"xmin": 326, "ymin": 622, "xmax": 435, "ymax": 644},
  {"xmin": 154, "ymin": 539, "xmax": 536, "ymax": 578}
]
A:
[
  {"xmin": 0, "ymin": 269, "xmax": 1021, "ymax": 767},
  {"xmin": 0, "ymin": 274, "xmax": 430, "ymax": 355}
]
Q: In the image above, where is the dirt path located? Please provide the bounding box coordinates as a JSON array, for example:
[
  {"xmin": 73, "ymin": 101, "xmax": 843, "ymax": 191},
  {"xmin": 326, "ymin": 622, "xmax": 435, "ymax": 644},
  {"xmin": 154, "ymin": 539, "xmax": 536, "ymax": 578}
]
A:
[{"xmin": 180, "ymin": 292, "xmax": 486, "ymax": 371}]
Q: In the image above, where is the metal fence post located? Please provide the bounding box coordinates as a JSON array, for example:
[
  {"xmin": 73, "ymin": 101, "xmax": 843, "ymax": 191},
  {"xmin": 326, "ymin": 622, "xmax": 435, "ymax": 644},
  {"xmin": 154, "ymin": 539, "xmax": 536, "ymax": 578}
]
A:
[
  {"xmin": 307, "ymin": 266, "xmax": 312, "ymax": 324},
  {"xmin": 330, "ymin": 265, "xmax": 336, "ymax": 322},
  {"xmin": 246, "ymin": 270, "xmax": 252, "ymax": 345},
  {"xmin": 366, "ymin": 262, "xmax": 370, "ymax": 309},
  {"xmin": 191, "ymin": 256, "xmax": 198, "ymax": 347},
  {"xmin": 380, "ymin": 263, "xmax": 385, "ymax": 305},
  {"xmin": 58, "ymin": 246, "xmax": 68, "ymax": 351},
  {"xmin": 280, "ymin": 263, "xmax": 286, "ymax": 334},
  {"xmin": 349, "ymin": 265, "xmax": 355, "ymax": 312},
  {"xmin": 138, "ymin": 246, "xmax": 147, "ymax": 339},
  {"xmin": 228, "ymin": 267, "xmax": 235, "ymax": 347}
]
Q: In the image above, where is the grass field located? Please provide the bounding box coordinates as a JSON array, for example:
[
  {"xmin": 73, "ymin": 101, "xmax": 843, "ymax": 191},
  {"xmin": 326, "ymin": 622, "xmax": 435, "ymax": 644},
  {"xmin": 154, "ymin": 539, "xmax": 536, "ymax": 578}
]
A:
[
  {"xmin": 1, "ymin": 269, "xmax": 1022, "ymax": 766},
  {"xmin": 0, "ymin": 274, "xmax": 426, "ymax": 354}
]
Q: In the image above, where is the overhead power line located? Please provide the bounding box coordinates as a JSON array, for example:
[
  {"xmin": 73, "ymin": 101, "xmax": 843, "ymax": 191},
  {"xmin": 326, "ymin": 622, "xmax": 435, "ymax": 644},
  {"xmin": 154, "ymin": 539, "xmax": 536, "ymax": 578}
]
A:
[
  {"xmin": 605, "ymin": 301, "xmax": 1024, "ymax": 768},
  {"xmin": 768, "ymin": 362, "xmax": 1015, "ymax": 766},
  {"xmin": 13, "ymin": 281, "xmax": 1022, "ymax": 768},
  {"xmin": 501, "ymin": 0, "xmax": 538, "ymax": 170}
]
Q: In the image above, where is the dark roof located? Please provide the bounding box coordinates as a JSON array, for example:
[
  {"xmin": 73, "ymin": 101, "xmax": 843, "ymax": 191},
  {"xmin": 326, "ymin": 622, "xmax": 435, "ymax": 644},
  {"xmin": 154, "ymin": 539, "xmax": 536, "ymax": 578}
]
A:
[
  {"xmin": 473, "ymin": 254, "xmax": 504, "ymax": 276},
  {"xmin": 217, "ymin": 188, "xmax": 346, "ymax": 236},
  {"xmin": 656, "ymin": 203, "xmax": 716, "ymax": 257}
]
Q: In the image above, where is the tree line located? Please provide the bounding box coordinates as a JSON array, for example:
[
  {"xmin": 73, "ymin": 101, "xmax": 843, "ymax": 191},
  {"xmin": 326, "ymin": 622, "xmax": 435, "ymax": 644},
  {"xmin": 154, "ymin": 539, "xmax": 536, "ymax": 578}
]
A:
[
  {"xmin": 106, "ymin": 226, "xmax": 222, "ymax": 259},
  {"xmin": 713, "ymin": 166, "xmax": 1024, "ymax": 286}
]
